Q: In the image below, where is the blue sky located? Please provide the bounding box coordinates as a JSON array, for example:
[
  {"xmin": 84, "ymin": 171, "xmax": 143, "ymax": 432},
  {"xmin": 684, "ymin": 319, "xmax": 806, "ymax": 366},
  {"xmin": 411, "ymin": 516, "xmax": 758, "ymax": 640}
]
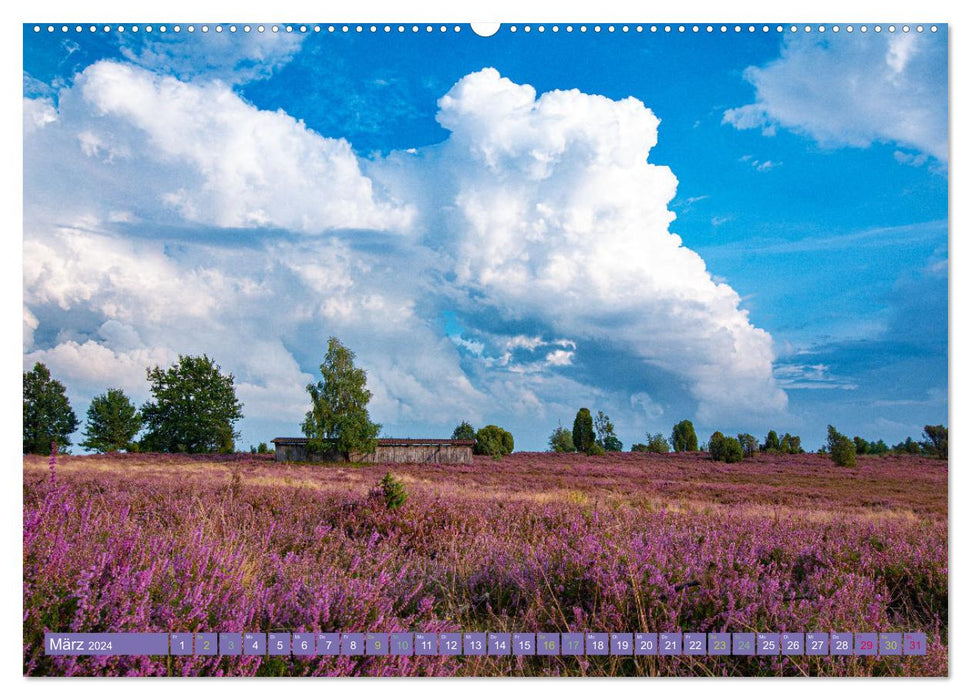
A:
[{"xmin": 22, "ymin": 24, "xmax": 948, "ymax": 451}]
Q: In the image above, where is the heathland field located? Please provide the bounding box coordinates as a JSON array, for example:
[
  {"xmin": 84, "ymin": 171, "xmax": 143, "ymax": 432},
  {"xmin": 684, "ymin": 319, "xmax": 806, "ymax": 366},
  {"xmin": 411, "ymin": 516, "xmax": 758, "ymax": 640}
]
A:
[{"xmin": 23, "ymin": 451, "xmax": 947, "ymax": 676}]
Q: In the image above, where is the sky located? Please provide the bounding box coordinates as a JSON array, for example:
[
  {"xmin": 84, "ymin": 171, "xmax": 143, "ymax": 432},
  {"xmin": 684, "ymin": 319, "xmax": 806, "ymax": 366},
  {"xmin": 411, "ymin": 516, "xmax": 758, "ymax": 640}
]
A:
[{"xmin": 21, "ymin": 23, "xmax": 948, "ymax": 452}]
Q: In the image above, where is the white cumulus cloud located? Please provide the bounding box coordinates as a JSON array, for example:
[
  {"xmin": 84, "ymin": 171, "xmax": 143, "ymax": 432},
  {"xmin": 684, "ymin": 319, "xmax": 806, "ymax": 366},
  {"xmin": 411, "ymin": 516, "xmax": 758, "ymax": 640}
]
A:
[
  {"xmin": 380, "ymin": 68, "xmax": 787, "ymax": 423},
  {"xmin": 724, "ymin": 32, "xmax": 947, "ymax": 162}
]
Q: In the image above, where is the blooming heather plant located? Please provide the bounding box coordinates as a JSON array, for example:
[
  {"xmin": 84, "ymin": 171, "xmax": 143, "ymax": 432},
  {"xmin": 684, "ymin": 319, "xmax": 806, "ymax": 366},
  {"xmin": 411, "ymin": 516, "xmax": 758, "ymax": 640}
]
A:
[{"xmin": 23, "ymin": 451, "xmax": 946, "ymax": 677}]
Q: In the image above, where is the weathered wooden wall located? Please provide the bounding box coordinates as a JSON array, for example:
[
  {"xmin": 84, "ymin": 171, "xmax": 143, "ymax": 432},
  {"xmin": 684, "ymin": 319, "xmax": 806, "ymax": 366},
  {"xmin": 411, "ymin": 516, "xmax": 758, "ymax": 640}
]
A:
[{"xmin": 273, "ymin": 440, "xmax": 473, "ymax": 464}]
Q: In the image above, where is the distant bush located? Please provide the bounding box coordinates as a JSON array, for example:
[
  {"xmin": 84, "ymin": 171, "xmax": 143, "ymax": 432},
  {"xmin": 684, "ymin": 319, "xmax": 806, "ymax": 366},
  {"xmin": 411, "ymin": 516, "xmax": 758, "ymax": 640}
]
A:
[
  {"xmin": 451, "ymin": 421, "xmax": 476, "ymax": 441},
  {"xmin": 257, "ymin": 442, "xmax": 269, "ymax": 454},
  {"xmin": 586, "ymin": 443, "xmax": 606, "ymax": 456},
  {"xmin": 474, "ymin": 425, "xmax": 514, "ymax": 459},
  {"xmin": 722, "ymin": 437, "xmax": 744, "ymax": 463},
  {"xmin": 594, "ymin": 411, "xmax": 623, "ymax": 452},
  {"xmin": 644, "ymin": 432, "xmax": 670, "ymax": 453},
  {"xmin": 736, "ymin": 433, "xmax": 759, "ymax": 458},
  {"xmin": 630, "ymin": 443, "xmax": 649, "ymax": 452},
  {"xmin": 572, "ymin": 408, "xmax": 595, "ymax": 454},
  {"xmin": 670, "ymin": 419, "xmax": 698, "ymax": 452},
  {"xmin": 709, "ymin": 431, "xmax": 745, "ymax": 463},
  {"xmin": 892, "ymin": 437, "xmax": 923, "ymax": 455},
  {"xmin": 779, "ymin": 433, "xmax": 802, "ymax": 454},
  {"xmin": 762, "ymin": 430, "xmax": 780, "ymax": 453},
  {"xmin": 827, "ymin": 425, "xmax": 856, "ymax": 468},
  {"xmin": 548, "ymin": 424, "xmax": 575, "ymax": 453},
  {"xmin": 869, "ymin": 439, "xmax": 890, "ymax": 456},
  {"xmin": 378, "ymin": 472, "xmax": 407, "ymax": 510},
  {"xmin": 923, "ymin": 424, "xmax": 947, "ymax": 460},
  {"xmin": 708, "ymin": 431, "xmax": 727, "ymax": 461}
]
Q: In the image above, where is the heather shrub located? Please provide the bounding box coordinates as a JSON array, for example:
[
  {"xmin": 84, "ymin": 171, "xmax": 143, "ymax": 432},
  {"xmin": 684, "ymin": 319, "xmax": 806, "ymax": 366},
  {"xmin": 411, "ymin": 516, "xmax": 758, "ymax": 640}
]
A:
[{"xmin": 827, "ymin": 425, "xmax": 857, "ymax": 467}]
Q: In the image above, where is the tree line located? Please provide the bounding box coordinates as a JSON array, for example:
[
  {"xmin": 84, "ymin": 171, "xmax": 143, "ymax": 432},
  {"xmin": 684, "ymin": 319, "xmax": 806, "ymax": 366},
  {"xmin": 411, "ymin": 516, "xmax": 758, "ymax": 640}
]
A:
[
  {"xmin": 23, "ymin": 342, "xmax": 948, "ymax": 465},
  {"xmin": 547, "ymin": 412, "xmax": 947, "ymax": 466}
]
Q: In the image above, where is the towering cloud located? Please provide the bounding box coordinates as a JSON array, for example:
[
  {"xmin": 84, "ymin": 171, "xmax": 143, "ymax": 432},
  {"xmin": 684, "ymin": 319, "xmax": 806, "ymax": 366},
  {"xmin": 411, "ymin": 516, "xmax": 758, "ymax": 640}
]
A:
[{"xmin": 384, "ymin": 68, "xmax": 787, "ymax": 422}]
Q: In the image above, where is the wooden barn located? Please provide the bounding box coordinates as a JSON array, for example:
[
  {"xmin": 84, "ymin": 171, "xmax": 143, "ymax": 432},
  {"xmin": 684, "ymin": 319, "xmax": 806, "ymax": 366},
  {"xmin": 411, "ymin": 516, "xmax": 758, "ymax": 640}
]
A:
[{"xmin": 271, "ymin": 437, "xmax": 475, "ymax": 464}]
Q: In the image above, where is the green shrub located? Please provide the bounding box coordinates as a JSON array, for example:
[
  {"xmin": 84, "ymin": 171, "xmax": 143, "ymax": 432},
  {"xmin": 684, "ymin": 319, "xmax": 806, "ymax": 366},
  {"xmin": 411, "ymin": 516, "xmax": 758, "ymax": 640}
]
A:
[
  {"xmin": 451, "ymin": 421, "xmax": 476, "ymax": 441},
  {"xmin": 827, "ymin": 425, "xmax": 856, "ymax": 467},
  {"xmin": 762, "ymin": 430, "xmax": 780, "ymax": 453},
  {"xmin": 670, "ymin": 419, "xmax": 698, "ymax": 452},
  {"xmin": 645, "ymin": 432, "xmax": 670, "ymax": 453},
  {"xmin": 779, "ymin": 433, "xmax": 802, "ymax": 454},
  {"xmin": 722, "ymin": 437, "xmax": 744, "ymax": 463},
  {"xmin": 923, "ymin": 424, "xmax": 947, "ymax": 460},
  {"xmin": 378, "ymin": 472, "xmax": 408, "ymax": 510},
  {"xmin": 572, "ymin": 408, "xmax": 595, "ymax": 454},
  {"xmin": 708, "ymin": 431, "xmax": 726, "ymax": 461},
  {"xmin": 736, "ymin": 433, "xmax": 758, "ymax": 458},
  {"xmin": 586, "ymin": 443, "xmax": 605, "ymax": 456},
  {"xmin": 548, "ymin": 424, "xmax": 575, "ymax": 452},
  {"xmin": 474, "ymin": 425, "xmax": 514, "ymax": 458},
  {"xmin": 630, "ymin": 443, "xmax": 648, "ymax": 452}
]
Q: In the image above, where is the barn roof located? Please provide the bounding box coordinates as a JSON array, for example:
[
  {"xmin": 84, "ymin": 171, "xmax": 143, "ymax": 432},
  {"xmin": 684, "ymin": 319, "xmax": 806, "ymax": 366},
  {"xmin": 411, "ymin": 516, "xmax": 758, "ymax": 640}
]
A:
[{"xmin": 271, "ymin": 437, "xmax": 475, "ymax": 446}]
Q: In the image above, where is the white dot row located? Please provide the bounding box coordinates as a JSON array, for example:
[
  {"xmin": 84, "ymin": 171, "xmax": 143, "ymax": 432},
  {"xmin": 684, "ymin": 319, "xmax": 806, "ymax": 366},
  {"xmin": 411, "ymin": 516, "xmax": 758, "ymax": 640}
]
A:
[{"xmin": 31, "ymin": 24, "xmax": 941, "ymax": 35}]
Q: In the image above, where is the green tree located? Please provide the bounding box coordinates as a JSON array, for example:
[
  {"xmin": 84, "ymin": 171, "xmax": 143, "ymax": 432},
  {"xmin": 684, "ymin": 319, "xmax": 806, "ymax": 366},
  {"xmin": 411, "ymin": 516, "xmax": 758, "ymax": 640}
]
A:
[
  {"xmin": 869, "ymin": 439, "xmax": 890, "ymax": 456},
  {"xmin": 853, "ymin": 436, "xmax": 870, "ymax": 455},
  {"xmin": 594, "ymin": 410, "xmax": 623, "ymax": 451},
  {"xmin": 827, "ymin": 425, "xmax": 856, "ymax": 468},
  {"xmin": 779, "ymin": 433, "xmax": 802, "ymax": 454},
  {"xmin": 893, "ymin": 436, "xmax": 923, "ymax": 455},
  {"xmin": 23, "ymin": 362, "xmax": 79, "ymax": 454},
  {"xmin": 708, "ymin": 431, "xmax": 726, "ymax": 461},
  {"xmin": 548, "ymin": 423, "xmax": 575, "ymax": 452},
  {"xmin": 474, "ymin": 425, "xmax": 514, "ymax": 458},
  {"xmin": 722, "ymin": 436, "xmax": 744, "ymax": 463},
  {"xmin": 302, "ymin": 338, "xmax": 381, "ymax": 457},
  {"xmin": 451, "ymin": 421, "xmax": 476, "ymax": 441},
  {"xmin": 645, "ymin": 432, "xmax": 670, "ymax": 453},
  {"xmin": 572, "ymin": 408, "xmax": 595, "ymax": 454},
  {"xmin": 762, "ymin": 430, "xmax": 781, "ymax": 453},
  {"xmin": 922, "ymin": 424, "xmax": 947, "ymax": 460},
  {"xmin": 737, "ymin": 433, "xmax": 759, "ymax": 458},
  {"xmin": 670, "ymin": 419, "xmax": 699, "ymax": 452},
  {"xmin": 378, "ymin": 472, "xmax": 408, "ymax": 510},
  {"xmin": 141, "ymin": 355, "xmax": 244, "ymax": 453},
  {"xmin": 81, "ymin": 388, "xmax": 142, "ymax": 453}
]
